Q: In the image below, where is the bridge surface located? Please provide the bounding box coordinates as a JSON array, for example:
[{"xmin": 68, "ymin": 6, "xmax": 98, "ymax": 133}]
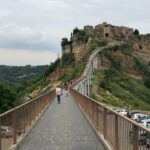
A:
[{"xmin": 17, "ymin": 93, "xmax": 105, "ymax": 150}]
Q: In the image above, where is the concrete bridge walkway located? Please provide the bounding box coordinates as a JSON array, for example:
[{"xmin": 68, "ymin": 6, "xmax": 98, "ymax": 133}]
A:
[{"xmin": 17, "ymin": 93, "xmax": 105, "ymax": 150}]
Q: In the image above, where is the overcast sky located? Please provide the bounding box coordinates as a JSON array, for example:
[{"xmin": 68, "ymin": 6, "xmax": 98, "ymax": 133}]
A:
[{"xmin": 0, "ymin": 0, "xmax": 150, "ymax": 66}]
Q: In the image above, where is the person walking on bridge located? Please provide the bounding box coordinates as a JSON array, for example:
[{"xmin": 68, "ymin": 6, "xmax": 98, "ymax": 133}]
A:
[
  {"xmin": 56, "ymin": 84, "xmax": 62, "ymax": 104},
  {"xmin": 64, "ymin": 82, "xmax": 69, "ymax": 96}
]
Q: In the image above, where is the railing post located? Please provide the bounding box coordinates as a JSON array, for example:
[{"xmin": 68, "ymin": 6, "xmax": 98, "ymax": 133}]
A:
[
  {"xmin": 23, "ymin": 106, "xmax": 26, "ymax": 133},
  {"xmin": 29, "ymin": 105, "xmax": 32, "ymax": 125},
  {"xmin": 115, "ymin": 115, "xmax": 119, "ymax": 150},
  {"xmin": 103, "ymin": 108, "xmax": 107, "ymax": 139},
  {"xmin": 96, "ymin": 104, "xmax": 99, "ymax": 129},
  {"xmin": 12, "ymin": 111, "xmax": 17, "ymax": 144},
  {"xmin": 34, "ymin": 101, "xmax": 36, "ymax": 117},
  {"xmin": 21, "ymin": 107, "xmax": 24, "ymax": 134},
  {"xmin": 0, "ymin": 117, "xmax": 2, "ymax": 150},
  {"xmin": 133, "ymin": 125, "xmax": 138, "ymax": 150},
  {"xmin": 92, "ymin": 102, "xmax": 94, "ymax": 121}
]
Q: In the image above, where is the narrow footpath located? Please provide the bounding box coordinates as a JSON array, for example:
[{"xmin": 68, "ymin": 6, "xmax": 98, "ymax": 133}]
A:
[{"xmin": 18, "ymin": 93, "xmax": 105, "ymax": 150}]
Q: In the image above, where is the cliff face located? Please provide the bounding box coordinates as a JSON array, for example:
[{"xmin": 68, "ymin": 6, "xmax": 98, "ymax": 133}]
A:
[
  {"xmin": 98, "ymin": 38, "xmax": 150, "ymax": 80},
  {"xmin": 98, "ymin": 50, "xmax": 143, "ymax": 79},
  {"xmin": 63, "ymin": 23, "xmax": 150, "ymax": 79},
  {"xmin": 48, "ymin": 22, "xmax": 150, "ymax": 83},
  {"xmin": 62, "ymin": 22, "xmax": 150, "ymax": 65},
  {"xmin": 58, "ymin": 22, "xmax": 150, "ymax": 110},
  {"xmin": 133, "ymin": 35, "xmax": 150, "ymax": 63},
  {"xmin": 71, "ymin": 36, "xmax": 92, "ymax": 61}
]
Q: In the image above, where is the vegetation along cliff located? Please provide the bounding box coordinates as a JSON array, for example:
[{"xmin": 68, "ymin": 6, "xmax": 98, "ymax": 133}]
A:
[
  {"xmin": 47, "ymin": 22, "xmax": 150, "ymax": 110},
  {"xmin": 1, "ymin": 22, "xmax": 150, "ymax": 113}
]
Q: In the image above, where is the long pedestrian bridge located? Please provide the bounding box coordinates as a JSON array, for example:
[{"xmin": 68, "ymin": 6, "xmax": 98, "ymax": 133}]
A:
[{"xmin": 0, "ymin": 47, "xmax": 150, "ymax": 150}]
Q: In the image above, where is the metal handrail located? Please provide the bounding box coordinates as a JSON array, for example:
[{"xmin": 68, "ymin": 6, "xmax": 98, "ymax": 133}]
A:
[
  {"xmin": 70, "ymin": 46, "xmax": 150, "ymax": 150},
  {"xmin": 0, "ymin": 89, "xmax": 55, "ymax": 150},
  {"xmin": 0, "ymin": 90, "xmax": 54, "ymax": 117}
]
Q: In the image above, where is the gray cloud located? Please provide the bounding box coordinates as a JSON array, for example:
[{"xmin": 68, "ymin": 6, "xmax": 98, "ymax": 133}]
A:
[
  {"xmin": 0, "ymin": 0, "xmax": 149, "ymax": 65},
  {"xmin": 0, "ymin": 23, "xmax": 59, "ymax": 51}
]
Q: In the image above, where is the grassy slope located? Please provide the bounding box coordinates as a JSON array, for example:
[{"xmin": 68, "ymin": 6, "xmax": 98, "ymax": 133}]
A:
[
  {"xmin": 91, "ymin": 70, "xmax": 132, "ymax": 108},
  {"xmin": 92, "ymin": 41, "xmax": 150, "ymax": 110},
  {"xmin": 92, "ymin": 70, "xmax": 150, "ymax": 110}
]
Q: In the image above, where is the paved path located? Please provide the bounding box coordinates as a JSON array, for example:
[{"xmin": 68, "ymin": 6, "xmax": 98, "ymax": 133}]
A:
[{"xmin": 18, "ymin": 93, "xmax": 105, "ymax": 150}]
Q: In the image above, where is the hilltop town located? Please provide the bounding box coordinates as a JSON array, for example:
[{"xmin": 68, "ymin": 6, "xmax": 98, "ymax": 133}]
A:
[{"xmin": 61, "ymin": 22, "xmax": 150, "ymax": 63}]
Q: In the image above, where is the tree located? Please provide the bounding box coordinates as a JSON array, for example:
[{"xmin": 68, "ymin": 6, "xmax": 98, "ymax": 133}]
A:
[
  {"xmin": 61, "ymin": 38, "xmax": 68, "ymax": 47},
  {"xmin": 133, "ymin": 29, "xmax": 139, "ymax": 35},
  {"xmin": 73, "ymin": 27, "xmax": 80, "ymax": 35},
  {"xmin": 0, "ymin": 82, "xmax": 17, "ymax": 113},
  {"xmin": 45, "ymin": 58, "xmax": 60, "ymax": 76}
]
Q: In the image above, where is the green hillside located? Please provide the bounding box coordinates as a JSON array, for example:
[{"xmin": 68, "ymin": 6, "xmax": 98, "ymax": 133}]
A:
[
  {"xmin": 92, "ymin": 42, "xmax": 150, "ymax": 110},
  {"xmin": 0, "ymin": 65, "xmax": 49, "ymax": 113},
  {"xmin": 44, "ymin": 23, "xmax": 150, "ymax": 112},
  {"xmin": 0, "ymin": 65, "xmax": 49, "ymax": 87}
]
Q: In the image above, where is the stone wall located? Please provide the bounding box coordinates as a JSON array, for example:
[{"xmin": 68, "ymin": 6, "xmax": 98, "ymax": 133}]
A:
[{"xmin": 84, "ymin": 22, "xmax": 133, "ymax": 39}]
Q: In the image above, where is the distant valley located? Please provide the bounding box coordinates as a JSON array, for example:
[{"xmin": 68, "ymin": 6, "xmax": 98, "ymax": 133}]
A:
[{"xmin": 0, "ymin": 65, "xmax": 49, "ymax": 113}]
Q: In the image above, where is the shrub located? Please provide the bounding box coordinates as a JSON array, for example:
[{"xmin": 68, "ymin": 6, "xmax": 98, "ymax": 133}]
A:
[
  {"xmin": 73, "ymin": 27, "xmax": 88, "ymax": 42},
  {"xmin": 133, "ymin": 29, "xmax": 139, "ymax": 35},
  {"xmin": 97, "ymin": 39, "xmax": 108, "ymax": 47},
  {"xmin": 45, "ymin": 58, "xmax": 60, "ymax": 76},
  {"xmin": 73, "ymin": 27, "xmax": 80, "ymax": 35},
  {"xmin": 0, "ymin": 82, "xmax": 17, "ymax": 113},
  {"xmin": 61, "ymin": 38, "xmax": 69, "ymax": 47},
  {"xmin": 88, "ymin": 41, "xmax": 98, "ymax": 52},
  {"xmin": 112, "ymin": 35, "xmax": 122, "ymax": 41},
  {"xmin": 133, "ymin": 57, "xmax": 149, "ymax": 75},
  {"xmin": 61, "ymin": 53, "xmax": 75, "ymax": 66},
  {"xmin": 60, "ymin": 62, "xmax": 85, "ymax": 83}
]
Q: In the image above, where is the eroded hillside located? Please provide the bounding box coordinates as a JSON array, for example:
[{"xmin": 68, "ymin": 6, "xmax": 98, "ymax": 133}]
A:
[{"xmin": 46, "ymin": 22, "xmax": 150, "ymax": 110}]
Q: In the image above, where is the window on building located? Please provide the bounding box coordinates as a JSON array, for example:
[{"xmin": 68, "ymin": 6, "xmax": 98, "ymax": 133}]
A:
[{"xmin": 105, "ymin": 33, "xmax": 109, "ymax": 37}]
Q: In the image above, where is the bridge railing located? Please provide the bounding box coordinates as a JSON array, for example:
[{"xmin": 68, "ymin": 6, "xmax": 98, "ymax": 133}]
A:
[
  {"xmin": 71, "ymin": 87, "xmax": 150, "ymax": 150},
  {"xmin": 70, "ymin": 45, "xmax": 150, "ymax": 150},
  {"xmin": 0, "ymin": 89, "xmax": 55, "ymax": 150}
]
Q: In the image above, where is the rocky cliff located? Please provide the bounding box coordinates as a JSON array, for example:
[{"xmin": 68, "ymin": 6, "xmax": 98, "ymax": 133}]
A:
[
  {"xmin": 61, "ymin": 22, "xmax": 134, "ymax": 61},
  {"xmin": 48, "ymin": 22, "xmax": 150, "ymax": 84},
  {"xmin": 62, "ymin": 22, "xmax": 150, "ymax": 66}
]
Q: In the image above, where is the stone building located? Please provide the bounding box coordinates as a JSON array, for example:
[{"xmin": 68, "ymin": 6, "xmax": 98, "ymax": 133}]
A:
[
  {"xmin": 62, "ymin": 22, "xmax": 134, "ymax": 60},
  {"xmin": 84, "ymin": 25, "xmax": 94, "ymax": 36},
  {"xmin": 85, "ymin": 22, "xmax": 133, "ymax": 39}
]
